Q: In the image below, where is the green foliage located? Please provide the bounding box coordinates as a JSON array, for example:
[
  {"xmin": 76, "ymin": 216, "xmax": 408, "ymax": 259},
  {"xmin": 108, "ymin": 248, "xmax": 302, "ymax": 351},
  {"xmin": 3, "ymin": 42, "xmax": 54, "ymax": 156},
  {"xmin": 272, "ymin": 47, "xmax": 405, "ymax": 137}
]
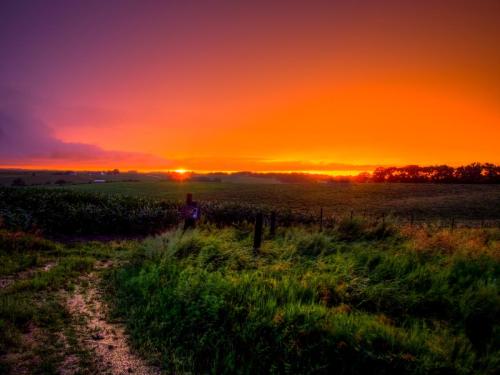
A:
[{"xmin": 105, "ymin": 227, "xmax": 500, "ymax": 374}]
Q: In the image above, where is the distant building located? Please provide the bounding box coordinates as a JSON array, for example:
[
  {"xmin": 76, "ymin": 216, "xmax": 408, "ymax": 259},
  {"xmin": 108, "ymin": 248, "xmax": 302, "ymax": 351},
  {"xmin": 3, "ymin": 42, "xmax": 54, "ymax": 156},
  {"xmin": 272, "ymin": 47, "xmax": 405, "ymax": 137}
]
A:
[{"xmin": 93, "ymin": 179, "xmax": 106, "ymax": 183}]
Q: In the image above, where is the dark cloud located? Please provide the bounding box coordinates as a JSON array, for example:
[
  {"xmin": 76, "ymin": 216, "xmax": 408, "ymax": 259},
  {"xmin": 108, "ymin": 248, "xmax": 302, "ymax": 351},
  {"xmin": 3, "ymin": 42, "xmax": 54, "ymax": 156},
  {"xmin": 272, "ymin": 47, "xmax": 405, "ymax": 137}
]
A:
[{"xmin": 0, "ymin": 88, "xmax": 172, "ymax": 169}]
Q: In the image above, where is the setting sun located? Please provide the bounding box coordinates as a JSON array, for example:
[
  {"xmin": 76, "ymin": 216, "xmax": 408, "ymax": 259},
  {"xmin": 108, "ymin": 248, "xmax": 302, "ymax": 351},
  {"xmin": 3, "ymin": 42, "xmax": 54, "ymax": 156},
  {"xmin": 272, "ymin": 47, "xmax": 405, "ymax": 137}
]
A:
[{"xmin": 174, "ymin": 169, "xmax": 188, "ymax": 174}]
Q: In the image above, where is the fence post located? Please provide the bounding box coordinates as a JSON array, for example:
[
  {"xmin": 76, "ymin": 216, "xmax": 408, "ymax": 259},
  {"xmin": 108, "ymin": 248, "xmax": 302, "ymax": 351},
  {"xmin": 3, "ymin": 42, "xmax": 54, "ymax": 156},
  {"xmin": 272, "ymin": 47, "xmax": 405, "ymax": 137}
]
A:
[
  {"xmin": 183, "ymin": 193, "xmax": 197, "ymax": 230},
  {"xmin": 450, "ymin": 217, "xmax": 455, "ymax": 231},
  {"xmin": 319, "ymin": 207, "xmax": 323, "ymax": 232},
  {"xmin": 350, "ymin": 210, "xmax": 354, "ymax": 220},
  {"xmin": 270, "ymin": 211, "xmax": 276, "ymax": 237},
  {"xmin": 253, "ymin": 212, "xmax": 263, "ymax": 254},
  {"xmin": 410, "ymin": 212, "xmax": 414, "ymax": 227}
]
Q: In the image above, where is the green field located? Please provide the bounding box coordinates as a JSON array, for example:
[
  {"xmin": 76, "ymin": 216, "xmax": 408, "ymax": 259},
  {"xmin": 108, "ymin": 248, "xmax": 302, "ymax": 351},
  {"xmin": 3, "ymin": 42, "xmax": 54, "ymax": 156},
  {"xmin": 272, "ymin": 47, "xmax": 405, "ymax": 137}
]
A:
[
  {"xmin": 2, "ymin": 221, "xmax": 499, "ymax": 374},
  {"xmin": 59, "ymin": 181, "xmax": 500, "ymax": 223},
  {"xmin": 1, "ymin": 185, "xmax": 499, "ymax": 374}
]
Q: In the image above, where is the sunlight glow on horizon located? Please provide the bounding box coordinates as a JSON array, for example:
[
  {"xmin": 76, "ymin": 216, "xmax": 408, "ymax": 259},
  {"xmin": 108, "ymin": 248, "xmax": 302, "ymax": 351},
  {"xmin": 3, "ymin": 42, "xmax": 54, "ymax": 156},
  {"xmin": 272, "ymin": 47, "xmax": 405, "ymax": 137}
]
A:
[{"xmin": 1, "ymin": 1, "xmax": 499, "ymax": 170}]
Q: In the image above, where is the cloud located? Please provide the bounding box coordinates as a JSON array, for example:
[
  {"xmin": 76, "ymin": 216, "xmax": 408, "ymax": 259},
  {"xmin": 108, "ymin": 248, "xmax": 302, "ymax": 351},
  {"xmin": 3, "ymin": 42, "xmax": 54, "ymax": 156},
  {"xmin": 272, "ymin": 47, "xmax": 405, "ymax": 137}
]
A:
[{"xmin": 0, "ymin": 88, "xmax": 173, "ymax": 169}]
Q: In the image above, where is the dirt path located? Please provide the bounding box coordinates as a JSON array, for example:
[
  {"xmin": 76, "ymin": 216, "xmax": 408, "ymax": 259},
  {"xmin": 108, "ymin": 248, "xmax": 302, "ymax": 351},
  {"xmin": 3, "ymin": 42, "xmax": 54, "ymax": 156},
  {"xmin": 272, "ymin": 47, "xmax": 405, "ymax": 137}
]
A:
[{"xmin": 64, "ymin": 261, "xmax": 161, "ymax": 375}]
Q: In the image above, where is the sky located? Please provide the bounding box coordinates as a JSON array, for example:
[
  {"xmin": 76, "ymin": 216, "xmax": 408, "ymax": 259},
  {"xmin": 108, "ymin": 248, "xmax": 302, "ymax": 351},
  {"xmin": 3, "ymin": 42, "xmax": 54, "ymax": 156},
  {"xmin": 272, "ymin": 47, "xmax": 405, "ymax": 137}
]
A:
[{"xmin": 1, "ymin": 0, "xmax": 499, "ymax": 173}]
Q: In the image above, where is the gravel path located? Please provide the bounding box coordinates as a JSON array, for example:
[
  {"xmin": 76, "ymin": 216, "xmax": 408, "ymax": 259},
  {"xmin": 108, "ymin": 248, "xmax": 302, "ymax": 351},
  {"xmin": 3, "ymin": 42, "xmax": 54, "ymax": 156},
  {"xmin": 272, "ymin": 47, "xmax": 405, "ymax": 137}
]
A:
[{"xmin": 64, "ymin": 262, "xmax": 161, "ymax": 375}]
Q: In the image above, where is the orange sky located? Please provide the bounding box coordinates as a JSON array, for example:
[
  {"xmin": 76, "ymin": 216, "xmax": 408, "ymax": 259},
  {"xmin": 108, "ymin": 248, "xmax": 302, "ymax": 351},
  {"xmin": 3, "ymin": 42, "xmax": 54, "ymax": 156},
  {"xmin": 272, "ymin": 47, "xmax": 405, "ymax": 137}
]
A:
[{"xmin": 1, "ymin": 1, "xmax": 499, "ymax": 172}]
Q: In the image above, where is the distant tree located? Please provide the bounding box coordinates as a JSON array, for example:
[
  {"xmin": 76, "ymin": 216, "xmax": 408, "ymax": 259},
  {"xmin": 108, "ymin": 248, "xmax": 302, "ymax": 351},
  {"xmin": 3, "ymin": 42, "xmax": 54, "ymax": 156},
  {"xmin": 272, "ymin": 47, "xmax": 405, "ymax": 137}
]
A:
[
  {"xmin": 399, "ymin": 165, "xmax": 424, "ymax": 182},
  {"xmin": 480, "ymin": 163, "xmax": 499, "ymax": 183},
  {"xmin": 354, "ymin": 172, "xmax": 371, "ymax": 183},
  {"xmin": 455, "ymin": 163, "xmax": 482, "ymax": 183},
  {"xmin": 372, "ymin": 167, "xmax": 388, "ymax": 182},
  {"xmin": 432, "ymin": 165, "xmax": 455, "ymax": 183},
  {"xmin": 369, "ymin": 163, "xmax": 498, "ymax": 184},
  {"xmin": 55, "ymin": 179, "xmax": 67, "ymax": 185}
]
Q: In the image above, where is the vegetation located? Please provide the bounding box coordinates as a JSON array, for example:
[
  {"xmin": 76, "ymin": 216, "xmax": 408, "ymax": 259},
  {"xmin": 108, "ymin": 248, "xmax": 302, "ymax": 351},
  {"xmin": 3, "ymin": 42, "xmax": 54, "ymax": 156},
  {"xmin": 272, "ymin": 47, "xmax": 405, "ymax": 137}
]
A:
[
  {"xmin": 58, "ymin": 182, "xmax": 500, "ymax": 224},
  {"xmin": 2, "ymin": 183, "xmax": 499, "ymax": 238},
  {"xmin": 0, "ymin": 187, "xmax": 179, "ymax": 235},
  {"xmin": 0, "ymin": 231, "xmax": 96, "ymax": 373},
  {"xmin": 370, "ymin": 163, "xmax": 500, "ymax": 184},
  {"xmin": 0, "ymin": 184, "xmax": 499, "ymax": 373},
  {"xmin": 0, "ymin": 226, "xmax": 140, "ymax": 373},
  {"xmin": 105, "ymin": 223, "xmax": 500, "ymax": 374}
]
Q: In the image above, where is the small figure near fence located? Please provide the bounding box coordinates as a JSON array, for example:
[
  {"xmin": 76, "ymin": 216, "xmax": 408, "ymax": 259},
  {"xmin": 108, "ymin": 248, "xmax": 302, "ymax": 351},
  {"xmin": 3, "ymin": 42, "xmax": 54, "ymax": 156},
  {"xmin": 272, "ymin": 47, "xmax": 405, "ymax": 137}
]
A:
[{"xmin": 181, "ymin": 193, "xmax": 200, "ymax": 230}]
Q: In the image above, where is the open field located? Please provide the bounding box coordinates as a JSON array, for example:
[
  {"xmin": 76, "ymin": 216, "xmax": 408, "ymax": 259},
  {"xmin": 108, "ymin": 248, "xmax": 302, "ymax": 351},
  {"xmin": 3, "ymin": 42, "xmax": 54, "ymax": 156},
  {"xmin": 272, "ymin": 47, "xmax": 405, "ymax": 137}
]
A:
[
  {"xmin": 58, "ymin": 181, "xmax": 500, "ymax": 223},
  {"xmin": 1, "ymin": 186, "xmax": 499, "ymax": 374},
  {"xmin": 1, "ymin": 223, "xmax": 499, "ymax": 374}
]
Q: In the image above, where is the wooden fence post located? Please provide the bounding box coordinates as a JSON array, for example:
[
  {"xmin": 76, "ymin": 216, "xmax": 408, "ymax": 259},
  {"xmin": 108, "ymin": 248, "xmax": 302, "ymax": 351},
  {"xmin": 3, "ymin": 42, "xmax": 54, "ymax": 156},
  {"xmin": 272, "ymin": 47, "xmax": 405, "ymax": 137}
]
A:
[
  {"xmin": 270, "ymin": 211, "xmax": 276, "ymax": 237},
  {"xmin": 319, "ymin": 207, "xmax": 323, "ymax": 232},
  {"xmin": 350, "ymin": 210, "xmax": 353, "ymax": 220},
  {"xmin": 183, "ymin": 193, "xmax": 198, "ymax": 230},
  {"xmin": 450, "ymin": 217, "xmax": 455, "ymax": 231},
  {"xmin": 253, "ymin": 213, "xmax": 263, "ymax": 254},
  {"xmin": 410, "ymin": 213, "xmax": 414, "ymax": 227}
]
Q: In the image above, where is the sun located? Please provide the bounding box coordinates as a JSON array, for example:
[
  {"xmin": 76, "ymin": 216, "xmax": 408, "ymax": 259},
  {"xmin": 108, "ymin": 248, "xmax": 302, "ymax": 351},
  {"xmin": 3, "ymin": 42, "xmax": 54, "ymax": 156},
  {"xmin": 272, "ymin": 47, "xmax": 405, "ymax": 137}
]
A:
[{"xmin": 171, "ymin": 168, "xmax": 191, "ymax": 181}]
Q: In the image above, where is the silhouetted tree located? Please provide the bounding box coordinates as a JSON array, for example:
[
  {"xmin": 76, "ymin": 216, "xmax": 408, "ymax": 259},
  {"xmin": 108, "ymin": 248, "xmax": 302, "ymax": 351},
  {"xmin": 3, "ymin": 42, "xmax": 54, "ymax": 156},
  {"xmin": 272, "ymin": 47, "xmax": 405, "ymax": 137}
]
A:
[{"xmin": 365, "ymin": 163, "xmax": 498, "ymax": 184}]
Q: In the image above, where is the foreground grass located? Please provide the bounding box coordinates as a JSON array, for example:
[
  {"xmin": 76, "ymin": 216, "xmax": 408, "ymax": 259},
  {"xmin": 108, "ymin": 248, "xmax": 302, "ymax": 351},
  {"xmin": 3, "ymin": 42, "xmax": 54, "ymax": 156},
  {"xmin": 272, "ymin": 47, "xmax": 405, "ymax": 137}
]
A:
[{"xmin": 105, "ymin": 223, "xmax": 500, "ymax": 374}]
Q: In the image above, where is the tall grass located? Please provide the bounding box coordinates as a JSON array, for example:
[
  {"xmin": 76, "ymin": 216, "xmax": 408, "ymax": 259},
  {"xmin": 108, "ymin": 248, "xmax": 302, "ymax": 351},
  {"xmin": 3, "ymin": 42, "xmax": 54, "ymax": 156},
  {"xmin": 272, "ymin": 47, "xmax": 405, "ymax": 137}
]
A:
[{"xmin": 105, "ymin": 225, "xmax": 500, "ymax": 374}]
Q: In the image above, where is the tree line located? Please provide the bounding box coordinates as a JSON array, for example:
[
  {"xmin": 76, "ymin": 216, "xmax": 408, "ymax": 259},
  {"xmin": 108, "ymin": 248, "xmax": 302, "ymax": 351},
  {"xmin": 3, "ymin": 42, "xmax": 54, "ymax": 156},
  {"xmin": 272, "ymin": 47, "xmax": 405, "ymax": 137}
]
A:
[{"xmin": 358, "ymin": 163, "xmax": 499, "ymax": 183}]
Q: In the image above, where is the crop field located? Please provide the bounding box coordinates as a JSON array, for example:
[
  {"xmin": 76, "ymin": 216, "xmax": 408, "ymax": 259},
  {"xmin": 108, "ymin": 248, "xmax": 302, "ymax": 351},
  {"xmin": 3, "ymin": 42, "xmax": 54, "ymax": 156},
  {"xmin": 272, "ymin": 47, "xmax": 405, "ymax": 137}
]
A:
[{"xmin": 59, "ymin": 181, "xmax": 500, "ymax": 224}]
